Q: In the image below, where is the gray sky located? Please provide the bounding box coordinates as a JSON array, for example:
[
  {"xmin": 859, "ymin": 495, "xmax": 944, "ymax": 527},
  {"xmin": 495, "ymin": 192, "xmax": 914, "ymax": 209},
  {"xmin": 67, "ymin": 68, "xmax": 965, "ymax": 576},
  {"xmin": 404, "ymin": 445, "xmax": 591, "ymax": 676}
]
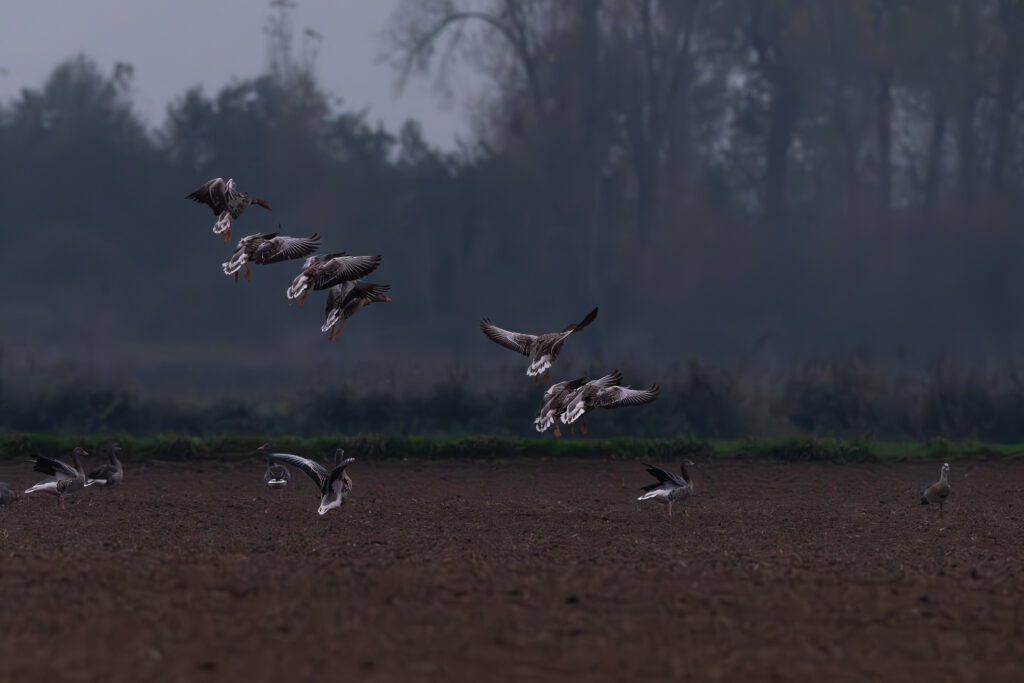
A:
[{"xmin": 0, "ymin": 0, "xmax": 471, "ymax": 147}]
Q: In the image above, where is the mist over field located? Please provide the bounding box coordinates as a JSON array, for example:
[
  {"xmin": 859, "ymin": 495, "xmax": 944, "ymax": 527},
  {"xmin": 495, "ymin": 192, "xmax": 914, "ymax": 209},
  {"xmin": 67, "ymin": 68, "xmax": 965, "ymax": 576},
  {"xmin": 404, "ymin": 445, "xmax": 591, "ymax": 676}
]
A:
[{"xmin": 2, "ymin": 0, "xmax": 1024, "ymax": 437}]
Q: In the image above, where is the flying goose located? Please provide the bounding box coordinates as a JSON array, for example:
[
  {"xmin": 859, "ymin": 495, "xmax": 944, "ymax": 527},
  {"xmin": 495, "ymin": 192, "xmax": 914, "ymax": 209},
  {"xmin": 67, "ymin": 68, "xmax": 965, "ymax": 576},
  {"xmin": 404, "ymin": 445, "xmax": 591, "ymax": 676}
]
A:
[
  {"xmin": 85, "ymin": 443, "xmax": 124, "ymax": 488},
  {"xmin": 264, "ymin": 454, "xmax": 291, "ymax": 490},
  {"xmin": 286, "ymin": 254, "xmax": 383, "ymax": 305},
  {"xmin": 322, "ymin": 281, "xmax": 392, "ymax": 341},
  {"xmin": 638, "ymin": 461, "xmax": 694, "ymax": 517},
  {"xmin": 0, "ymin": 482, "xmax": 16, "ymax": 506},
  {"xmin": 560, "ymin": 371, "xmax": 659, "ymax": 433},
  {"xmin": 534, "ymin": 377, "xmax": 589, "ymax": 437},
  {"xmin": 186, "ymin": 177, "xmax": 272, "ymax": 243},
  {"xmin": 258, "ymin": 444, "xmax": 354, "ymax": 515},
  {"xmin": 24, "ymin": 447, "xmax": 88, "ymax": 508},
  {"xmin": 920, "ymin": 462, "xmax": 951, "ymax": 517},
  {"xmin": 480, "ymin": 307, "xmax": 598, "ymax": 379},
  {"xmin": 223, "ymin": 230, "xmax": 321, "ymax": 281}
]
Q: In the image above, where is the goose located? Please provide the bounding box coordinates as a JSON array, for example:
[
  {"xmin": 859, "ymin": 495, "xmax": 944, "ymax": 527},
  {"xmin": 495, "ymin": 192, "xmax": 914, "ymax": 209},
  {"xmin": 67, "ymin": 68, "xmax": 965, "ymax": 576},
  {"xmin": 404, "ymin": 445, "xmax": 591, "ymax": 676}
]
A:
[
  {"xmin": 560, "ymin": 371, "xmax": 659, "ymax": 434},
  {"xmin": 286, "ymin": 253, "xmax": 383, "ymax": 305},
  {"xmin": 920, "ymin": 462, "xmax": 951, "ymax": 517},
  {"xmin": 85, "ymin": 443, "xmax": 124, "ymax": 488},
  {"xmin": 264, "ymin": 455, "xmax": 291, "ymax": 490},
  {"xmin": 480, "ymin": 307, "xmax": 598, "ymax": 379},
  {"xmin": 24, "ymin": 447, "xmax": 88, "ymax": 509},
  {"xmin": 258, "ymin": 444, "xmax": 354, "ymax": 515},
  {"xmin": 222, "ymin": 230, "xmax": 321, "ymax": 282},
  {"xmin": 0, "ymin": 482, "xmax": 16, "ymax": 506},
  {"xmin": 322, "ymin": 281, "xmax": 392, "ymax": 341},
  {"xmin": 638, "ymin": 461, "xmax": 694, "ymax": 517},
  {"xmin": 186, "ymin": 177, "xmax": 272, "ymax": 243},
  {"xmin": 534, "ymin": 377, "xmax": 589, "ymax": 437}
]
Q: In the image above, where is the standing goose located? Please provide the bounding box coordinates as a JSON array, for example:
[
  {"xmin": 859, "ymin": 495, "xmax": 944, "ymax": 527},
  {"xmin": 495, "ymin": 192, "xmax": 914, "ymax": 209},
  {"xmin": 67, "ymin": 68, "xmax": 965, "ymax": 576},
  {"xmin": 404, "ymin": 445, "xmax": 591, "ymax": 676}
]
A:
[
  {"xmin": 0, "ymin": 482, "xmax": 16, "ymax": 506},
  {"xmin": 223, "ymin": 230, "xmax": 321, "ymax": 282},
  {"xmin": 638, "ymin": 461, "xmax": 694, "ymax": 517},
  {"xmin": 920, "ymin": 462, "xmax": 952, "ymax": 518},
  {"xmin": 264, "ymin": 453, "xmax": 291, "ymax": 490},
  {"xmin": 560, "ymin": 371, "xmax": 659, "ymax": 434},
  {"xmin": 85, "ymin": 443, "xmax": 124, "ymax": 488},
  {"xmin": 321, "ymin": 281, "xmax": 392, "ymax": 341},
  {"xmin": 286, "ymin": 253, "xmax": 383, "ymax": 305},
  {"xmin": 186, "ymin": 177, "xmax": 272, "ymax": 243},
  {"xmin": 24, "ymin": 447, "xmax": 88, "ymax": 509},
  {"xmin": 258, "ymin": 444, "xmax": 354, "ymax": 515},
  {"xmin": 534, "ymin": 377, "xmax": 589, "ymax": 437},
  {"xmin": 480, "ymin": 307, "xmax": 598, "ymax": 379}
]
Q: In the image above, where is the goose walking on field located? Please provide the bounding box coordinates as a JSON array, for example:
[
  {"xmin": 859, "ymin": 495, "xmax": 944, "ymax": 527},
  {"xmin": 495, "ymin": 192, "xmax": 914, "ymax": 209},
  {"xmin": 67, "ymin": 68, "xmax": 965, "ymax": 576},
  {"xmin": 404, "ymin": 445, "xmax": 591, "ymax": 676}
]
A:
[
  {"xmin": 264, "ymin": 456, "xmax": 291, "ymax": 490},
  {"xmin": 186, "ymin": 177, "xmax": 272, "ymax": 243},
  {"xmin": 559, "ymin": 371, "xmax": 660, "ymax": 434},
  {"xmin": 479, "ymin": 307, "xmax": 598, "ymax": 379},
  {"xmin": 24, "ymin": 447, "xmax": 88, "ymax": 509},
  {"xmin": 286, "ymin": 254, "xmax": 383, "ymax": 305},
  {"xmin": 85, "ymin": 443, "xmax": 124, "ymax": 488},
  {"xmin": 222, "ymin": 230, "xmax": 321, "ymax": 282},
  {"xmin": 258, "ymin": 444, "xmax": 354, "ymax": 515},
  {"xmin": 920, "ymin": 462, "xmax": 952, "ymax": 518},
  {"xmin": 321, "ymin": 281, "xmax": 392, "ymax": 341},
  {"xmin": 0, "ymin": 482, "xmax": 16, "ymax": 506},
  {"xmin": 638, "ymin": 461, "xmax": 694, "ymax": 517},
  {"xmin": 534, "ymin": 377, "xmax": 589, "ymax": 437}
]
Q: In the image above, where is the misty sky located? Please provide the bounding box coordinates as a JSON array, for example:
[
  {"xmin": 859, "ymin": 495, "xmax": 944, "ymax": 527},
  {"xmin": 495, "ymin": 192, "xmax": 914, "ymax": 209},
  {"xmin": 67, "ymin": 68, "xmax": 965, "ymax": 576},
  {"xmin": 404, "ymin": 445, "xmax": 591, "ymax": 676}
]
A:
[{"xmin": 0, "ymin": 0, "xmax": 470, "ymax": 147}]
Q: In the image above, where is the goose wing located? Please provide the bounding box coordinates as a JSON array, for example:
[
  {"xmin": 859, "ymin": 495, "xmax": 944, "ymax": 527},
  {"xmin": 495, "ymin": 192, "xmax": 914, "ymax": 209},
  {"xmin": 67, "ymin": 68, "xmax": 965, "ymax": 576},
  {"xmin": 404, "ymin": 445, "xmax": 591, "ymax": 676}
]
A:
[
  {"xmin": 324, "ymin": 282, "xmax": 354, "ymax": 314},
  {"xmin": 594, "ymin": 384, "xmax": 660, "ymax": 410},
  {"xmin": 29, "ymin": 454, "xmax": 79, "ymax": 479},
  {"xmin": 563, "ymin": 307, "xmax": 599, "ymax": 334},
  {"xmin": 266, "ymin": 453, "xmax": 329, "ymax": 491},
  {"xmin": 326, "ymin": 457, "xmax": 356, "ymax": 492},
  {"xmin": 256, "ymin": 233, "xmax": 321, "ymax": 264},
  {"xmin": 186, "ymin": 178, "xmax": 228, "ymax": 213},
  {"xmin": 480, "ymin": 320, "xmax": 535, "ymax": 355},
  {"xmin": 642, "ymin": 462, "xmax": 686, "ymax": 488},
  {"xmin": 87, "ymin": 464, "xmax": 119, "ymax": 480},
  {"xmin": 313, "ymin": 255, "xmax": 383, "ymax": 289},
  {"xmin": 350, "ymin": 282, "xmax": 392, "ymax": 302}
]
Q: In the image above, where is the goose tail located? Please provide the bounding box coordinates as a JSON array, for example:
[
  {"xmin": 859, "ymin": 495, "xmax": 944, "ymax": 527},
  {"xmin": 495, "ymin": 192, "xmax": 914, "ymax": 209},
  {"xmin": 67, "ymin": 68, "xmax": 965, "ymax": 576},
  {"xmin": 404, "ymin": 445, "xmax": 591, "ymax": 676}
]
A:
[{"xmin": 213, "ymin": 211, "xmax": 233, "ymax": 235}]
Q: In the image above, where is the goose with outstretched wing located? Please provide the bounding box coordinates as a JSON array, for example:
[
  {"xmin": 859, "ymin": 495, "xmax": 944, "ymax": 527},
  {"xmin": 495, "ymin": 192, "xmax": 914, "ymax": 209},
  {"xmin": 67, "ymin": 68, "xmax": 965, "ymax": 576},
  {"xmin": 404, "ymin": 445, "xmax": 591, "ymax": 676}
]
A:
[
  {"xmin": 534, "ymin": 377, "xmax": 589, "ymax": 437},
  {"xmin": 321, "ymin": 281, "xmax": 392, "ymax": 341},
  {"xmin": 286, "ymin": 253, "xmax": 382, "ymax": 305},
  {"xmin": 479, "ymin": 307, "xmax": 598, "ymax": 379},
  {"xmin": 258, "ymin": 444, "xmax": 354, "ymax": 515},
  {"xmin": 638, "ymin": 461, "xmax": 694, "ymax": 517},
  {"xmin": 560, "ymin": 371, "xmax": 658, "ymax": 433},
  {"xmin": 25, "ymin": 447, "xmax": 89, "ymax": 509},
  {"xmin": 223, "ymin": 230, "xmax": 321, "ymax": 281},
  {"xmin": 86, "ymin": 443, "xmax": 124, "ymax": 488},
  {"xmin": 186, "ymin": 177, "xmax": 272, "ymax": 243}
]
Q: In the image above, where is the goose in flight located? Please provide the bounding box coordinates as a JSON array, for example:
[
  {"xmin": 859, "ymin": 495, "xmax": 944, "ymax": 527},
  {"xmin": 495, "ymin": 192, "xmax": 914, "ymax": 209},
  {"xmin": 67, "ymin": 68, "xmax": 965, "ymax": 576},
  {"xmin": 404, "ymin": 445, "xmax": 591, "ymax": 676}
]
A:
[
  {"xmin": 258, "ymin": 444, "xmax": 354, "ymax": 515},
  {"xmin": 560, "ymin": 370, "xmax": 659, "ymax": 434},
  {"xmin": 85, "ymin": 443, "xmax": 124, "ymax": 488},
  {"xmin": 322, "ymin": 281, "xmax": 392, "ymax": 341},
  {"xmin": 479, "ymin": 307, "xmax": 598, "ymax": 379},
  {"xmin": 186, "ymin": 177, "xmax": 272, "ymax": 243},
  {"xmin": 286, "ymin": 253, "xmax": 383, "ymax": 305},
  {"xmin": 638, "ymin": 461, "xmax": 694, "ymax": 517},
  {"xmin": 223, "ymin": 230, "xmax": 321, "ymax": 282},
  {"xmin": 920, "ymin": 462, "xmax": 951, "ymax": 518},
  {"xmin": 24, "ymin": 447, "xmax": 88, "ymax": 508},
  {"xmin": 534, "ymin": 377, "xmax": 589, "ymax": 437}
]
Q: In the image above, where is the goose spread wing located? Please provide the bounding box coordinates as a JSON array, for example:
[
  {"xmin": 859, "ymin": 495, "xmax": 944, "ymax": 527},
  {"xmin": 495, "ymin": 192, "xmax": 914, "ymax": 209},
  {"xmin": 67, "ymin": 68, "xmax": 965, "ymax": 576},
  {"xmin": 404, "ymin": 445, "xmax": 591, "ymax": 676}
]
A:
[
  {"xmin": 30, "ymin": 455, "xmax": 79, "ymax": 479},
  {"xmin": 87, "ymin": 464, "xmax": 119, "ymax": 480},
  {"xmin": 643, "ymin": 462, "xmax": 685, "ymax": 487},
  {"xmin": 350, "ymin": 282, "xmax": 392, "ymax": 301},
  {"xmin": 480, "ymin": 320, "xmax": 535, "ymax": 355},
  {"xmin": 595, "ymin": 385, "xmax": 660, "ymax": 409},
  {"xmin": 266, "ymin": 453, "xmax": 329, "ymax": 491},
  {"xmin": 326, "ymin": 458, "xmax": 355, "ymax": 491},
  {"xmin": 257, "ymin": 234, "xmax": 321, "ymax": 264},
  {"xmin": 186, "ymin": 178, "xmax": 227, "ymax": 212},
  {"xmin": 313, "ymin": 255, "xmax": 382, "ymax": 289}
]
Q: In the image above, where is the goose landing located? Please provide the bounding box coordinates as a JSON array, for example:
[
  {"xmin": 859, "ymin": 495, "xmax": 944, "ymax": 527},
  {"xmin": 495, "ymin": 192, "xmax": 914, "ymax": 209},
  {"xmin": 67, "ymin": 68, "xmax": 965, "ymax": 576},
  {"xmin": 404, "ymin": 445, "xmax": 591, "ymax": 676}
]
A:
[
  {"xmin": 638, "ymin": 461, "xmax": 694, "ymax": 517},
  {"xmin": 25, "ymin": 447, "xmax": 89, "ymax": 509},
  {"xmin": 259, "ymin": 444, "xmax": 353, "ymax": 515}
]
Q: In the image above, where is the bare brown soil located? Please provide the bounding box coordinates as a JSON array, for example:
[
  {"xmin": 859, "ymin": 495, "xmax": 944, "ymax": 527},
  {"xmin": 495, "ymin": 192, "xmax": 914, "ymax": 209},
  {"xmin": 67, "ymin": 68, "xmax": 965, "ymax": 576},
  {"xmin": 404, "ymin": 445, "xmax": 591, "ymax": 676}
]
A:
[{"xmin": 1, "ymin": 459, "xmax": 1023, "ymax": 682}]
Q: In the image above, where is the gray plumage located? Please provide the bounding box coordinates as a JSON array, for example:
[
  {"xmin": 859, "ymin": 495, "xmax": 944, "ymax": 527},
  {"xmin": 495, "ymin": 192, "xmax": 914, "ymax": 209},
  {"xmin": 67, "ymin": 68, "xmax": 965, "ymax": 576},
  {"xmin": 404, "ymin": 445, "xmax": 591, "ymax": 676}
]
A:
[
  {"xmin": 223, "ymin": 231, "xmax": 321, "ymax": 279},
  {"xmin": 920, "ymin": 462, "xmax": 951, "ymax": 517},
  {"xmin": 264, "ymin": 456, "xmax": 291, "ymax": 490},
  {"xmin": 480, "ymin": 307, "xmax": 598, "ymax": 377},
  {"xmin": 560, "ymin": 370, "xmax": 659, "ymax": 425},
  {"xmin": 0, "ymin": 482, "xmax": 16, "ymax": 506},
  {"xmin": 637, "ymin": 461, "xmax": 694, "ymax": 517},
  {"xmin": 259, "ymin": 445, "xmax": 354, "ymax": 515},
  {"xmin": 321, "ymin": 281, "xmax": 392, "ymax": 341},
  {"xmin": 86, "ymin": 443, "xmax": 124, "ymax": 488},
  {"xmin": 534, "ymin": 377, "xmax": 589, "ymax": 435},
  {"xmin": 25, "ymin": 447, "xmax": 89, "ymax": 508},
  {"xmin": 186, "ymin": 177, "xmax": 272, "ymax": 243},
  {"xmin": 286, "ymin": 254, "xmax": 383, "ymax": 303}
]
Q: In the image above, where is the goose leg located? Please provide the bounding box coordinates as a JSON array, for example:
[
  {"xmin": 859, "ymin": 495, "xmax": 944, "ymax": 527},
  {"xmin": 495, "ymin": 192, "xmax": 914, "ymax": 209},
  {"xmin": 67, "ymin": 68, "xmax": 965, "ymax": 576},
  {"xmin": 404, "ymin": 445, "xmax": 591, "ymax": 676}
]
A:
[
  {"xmin": 245, "ymin": 264, "xmax": 252, "ymax": 282},
  {"xmin": 222, "ymin": 228, "xmax": 231, "ymax": 244},
  {"xmin": 543, "ymin": 371, "xmax": 551, "ymax": 382},
  {"xmin": 580, "ymin": 422, "xmax": 589, "ymax": 436},
  {"xmin": 666, "ymin": 502, "xmax": 673, "ymax": 518},
  {"xmin": 299, "ymin": 292, "xmax": 307, "ymax": 307},
  {"xmin": 58, "ymin": 495, "xmax": 65, "ymax": 510},
  {"xmin": 234, "ymin": 271, "xmax": 239, "ymax": 283},
  {"xmin": 570, "ymin": 423, "xmax": 576, "ymax": 436},
  {"xmin": 553, "ymin": 424, "xmax": 562, "ymax": 438}
]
